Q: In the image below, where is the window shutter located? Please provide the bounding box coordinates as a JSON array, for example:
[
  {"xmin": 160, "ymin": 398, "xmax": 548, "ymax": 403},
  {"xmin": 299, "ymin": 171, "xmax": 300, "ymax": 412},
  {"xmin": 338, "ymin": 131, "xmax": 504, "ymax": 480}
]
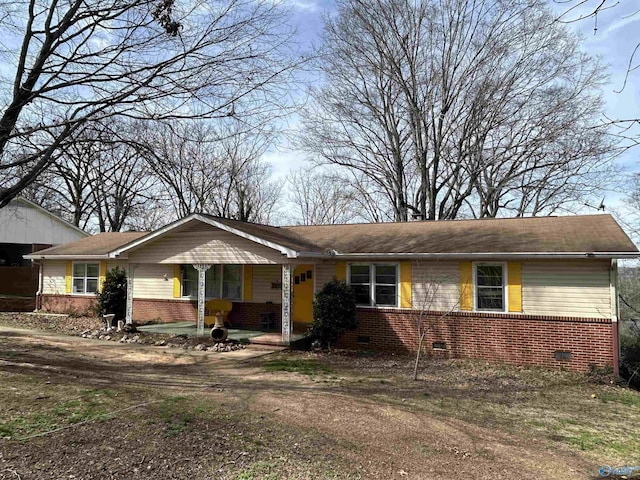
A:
[
  {"xmin": 335, "ymin": 262, "xmax": 346, "ymax": 282},
  {"xmin": 99, "ymin": 261, "xmax": 107, "ymax": 292},
  {"xmin": 243, "ymin": 265, "xmax": 253, "ymax": 301},
  {"xmin": 65, "ymin": 261, "xmax": 72, "ymax": 294},
  {"xmin": 459, "ymin": 262, "xmax": 473, "ymax": 311},
  {"xmin": 173, "ymin": 265, "xmax": 182, "ymax": 298},
  {"xmin": 400, "ymin": 262, "xmax": 412, "ymax": 308},
  {"xmin": 507, "ymin": 262, "xmax": 522, "ymax": 312}
]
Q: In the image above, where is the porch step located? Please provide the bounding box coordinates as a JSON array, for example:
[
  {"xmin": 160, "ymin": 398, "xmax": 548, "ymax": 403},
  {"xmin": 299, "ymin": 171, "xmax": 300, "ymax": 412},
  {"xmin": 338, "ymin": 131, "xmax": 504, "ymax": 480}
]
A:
[{"xmin": 247, "ymin": 332, "xmax": 308, "ymax": 347}]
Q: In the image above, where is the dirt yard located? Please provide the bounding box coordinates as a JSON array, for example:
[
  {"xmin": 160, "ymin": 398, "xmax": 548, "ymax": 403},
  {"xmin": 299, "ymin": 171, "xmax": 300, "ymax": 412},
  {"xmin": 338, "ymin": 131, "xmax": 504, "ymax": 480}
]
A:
[{"xmin": 0, "ymin": 316, "xmax": 639, "ymax": 479}]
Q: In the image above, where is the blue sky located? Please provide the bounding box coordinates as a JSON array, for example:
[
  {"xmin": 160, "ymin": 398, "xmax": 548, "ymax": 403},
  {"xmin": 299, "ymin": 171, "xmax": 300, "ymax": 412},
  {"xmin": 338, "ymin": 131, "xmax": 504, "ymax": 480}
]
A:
[{"xmin": 266, "ymin": 0, "xmax": 640, "ymax": 211}]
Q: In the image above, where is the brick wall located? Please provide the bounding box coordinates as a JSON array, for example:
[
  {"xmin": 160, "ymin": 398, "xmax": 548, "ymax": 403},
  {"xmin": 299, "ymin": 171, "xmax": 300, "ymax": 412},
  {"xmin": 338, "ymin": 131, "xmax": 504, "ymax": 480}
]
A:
[
  {"xmin": 228, "ymin": 302, "xmax": 281, "ymax": 331},
  {"xmin": 337, "ymin": 308, "xmax": 615, "ymax": 372},
  {"xmin": 39, "ymin": 293, "xmax": 615, "ymax": 372},
  {"xmin": 41, "ymin": 295, "xmax": 96, "ymax": 316},
  {"xmin": 41, "ymin": 295, "xmax": 283, "ymax": 329},
  {"xmin": 132, "ymin": 298, "xmax": 197, "ymax": 322}
]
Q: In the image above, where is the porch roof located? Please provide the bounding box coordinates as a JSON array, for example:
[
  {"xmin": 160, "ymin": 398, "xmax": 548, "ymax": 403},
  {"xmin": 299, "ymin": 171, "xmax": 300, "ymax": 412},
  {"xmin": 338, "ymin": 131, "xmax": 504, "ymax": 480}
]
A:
[{"xmin": 24, "ymin": 213, "xmax": 639, "ymax": 260}]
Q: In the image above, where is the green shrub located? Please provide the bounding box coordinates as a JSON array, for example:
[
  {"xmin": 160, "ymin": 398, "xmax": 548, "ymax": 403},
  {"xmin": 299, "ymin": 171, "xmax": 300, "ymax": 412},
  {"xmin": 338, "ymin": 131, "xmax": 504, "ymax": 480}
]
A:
[
  {"xmin": 620, "ymin": 319, "xmax": 640, "ymax": 389},
  {"xmin": 308, "ymin": 278, "xmax": 357, "ymax": 349},
  {"xmin": 96, "ymin": 267, "xmax": 127, "ymax": 322}
]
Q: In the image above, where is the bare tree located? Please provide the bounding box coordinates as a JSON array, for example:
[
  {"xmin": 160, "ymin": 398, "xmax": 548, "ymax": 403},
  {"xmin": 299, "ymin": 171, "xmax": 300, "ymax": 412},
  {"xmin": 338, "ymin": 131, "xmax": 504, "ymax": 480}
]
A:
[
  {"xmin": 0, "ymin": 0, "xmax": 300, "ymax": 207},
  {"xmin": 554, "ymin": 1, "xmax": 640, "ymax": 148},
  {"xmin": 301, "ymin": 0, "xmax": 612, "ymax": 221},
  {"xmin": 20, "ymin": 120, "xmax": 163, "ymax": 231},
  {"xmin": 141, "ymin": 119, "xmax": 281, "ymax": 222},
  {"xmin": 410, "ymin": 263, "xmax": 462, "ymax": 381},
  {"xmin": 286, "ymin": 166, "xmax": 359, "ymax": 225}
]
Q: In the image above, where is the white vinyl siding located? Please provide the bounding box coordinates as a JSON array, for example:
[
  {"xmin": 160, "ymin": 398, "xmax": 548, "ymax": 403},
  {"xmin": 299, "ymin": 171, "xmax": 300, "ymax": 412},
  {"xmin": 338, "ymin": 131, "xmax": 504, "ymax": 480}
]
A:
[
  {"xmin": 42, "ymin": 261, "xmax": 67, "ymax": 294},
  {"xmin": 252, "ymin": 265, "xmax": 282, "ymax": 303},
  {"xmin": 315, "ymin": 261, "xmax": 337, "ymax": 293},
  {"xmin": 127, "ymin": 223, "xmax": 282, "ymax": 264},
  {"xmin": 412, "ymin": 261, "xmax": 460, "ymax": 311},
  {"xmin": 132, "ymin": 264, "xmax": 175, "ymax": 300},
  {"xmin": 522, "ymin": 260, "xmax": 611, "ymax": 318}
]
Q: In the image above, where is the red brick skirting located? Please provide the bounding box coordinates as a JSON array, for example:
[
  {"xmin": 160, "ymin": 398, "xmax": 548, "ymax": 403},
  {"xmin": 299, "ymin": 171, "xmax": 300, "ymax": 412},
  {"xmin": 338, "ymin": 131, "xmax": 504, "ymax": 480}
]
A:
[
  {"xmin": 132, "ymin": 298, "xmax": 197, "ymax": 323},
  {"xmin": 39, "ymin": 295, "xmax": 615, "ymax": 371},
  {"xmin": 41, "ymin": 294, "xmax": 96, "ymax": 316},
  {"xmin": 337, "ymin": 308, "xmax": 615, "ymax": 372},
  {"xmin": 228, "ymin": 302, "xmax": 281, "ymax": 331}
]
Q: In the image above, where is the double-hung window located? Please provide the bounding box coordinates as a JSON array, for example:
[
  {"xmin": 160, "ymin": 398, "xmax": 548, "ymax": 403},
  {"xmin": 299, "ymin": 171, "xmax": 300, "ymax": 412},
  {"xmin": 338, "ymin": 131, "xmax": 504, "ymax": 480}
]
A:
[
  {"xmin": 474, "ymin": 264, "xmax": 505, "ymax": 311},
  {"xmin": 73, "ymin": 263, "xmax": 99, "ymax": 294},
  {"xmin": 349, "ymin": 264, "xmax": 398, "ymax": 307},
  {"xmin": 182, "ymin": 264, "xmax": 242, "ymax": 300}
]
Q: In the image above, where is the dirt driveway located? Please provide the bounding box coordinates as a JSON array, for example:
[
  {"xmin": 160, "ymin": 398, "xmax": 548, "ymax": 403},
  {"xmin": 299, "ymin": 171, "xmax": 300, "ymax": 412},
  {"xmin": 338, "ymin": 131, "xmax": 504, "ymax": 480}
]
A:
[{"xmin": 0, "ymin": 326, "xmax": 614, "ymax": 479}]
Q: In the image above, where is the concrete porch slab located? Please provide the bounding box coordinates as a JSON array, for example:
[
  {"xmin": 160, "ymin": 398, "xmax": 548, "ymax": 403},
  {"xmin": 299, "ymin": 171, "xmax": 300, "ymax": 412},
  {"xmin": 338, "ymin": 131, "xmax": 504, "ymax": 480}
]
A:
[{"xmin": 137, "ymin": 321, "xmax": 305, "ymax": 347}]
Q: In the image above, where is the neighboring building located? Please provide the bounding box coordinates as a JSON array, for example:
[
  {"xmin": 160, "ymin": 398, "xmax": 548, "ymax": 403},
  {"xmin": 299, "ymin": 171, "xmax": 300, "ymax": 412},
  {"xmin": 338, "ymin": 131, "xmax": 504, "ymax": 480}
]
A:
[
  {"xmin": 0, "ymin": 197, "xmax": 87, "ymax": 305},
  {"xmin": 26, "ymin": 213, "xmax": 639, "ymax": 372}
]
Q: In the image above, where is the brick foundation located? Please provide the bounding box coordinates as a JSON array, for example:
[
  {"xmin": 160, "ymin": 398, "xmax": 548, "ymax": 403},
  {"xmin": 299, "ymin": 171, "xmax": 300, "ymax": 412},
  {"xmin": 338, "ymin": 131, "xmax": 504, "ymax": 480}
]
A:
[
  {"xmin": 41, "ymin": 294, "xmax": 96, "ymax": 316},
  {"xmin": 40, "ymin": 294, "xmax": 615, "ymax": 371},
  {"xmin": 228, "ymin": 302, "xmax": 281, "ymax": 331},
  {"xmin": 132, "ymin": 298, "xmax": 197, "ymax": 322},
  {"xmin": 337, "ymin": 308, "xmax": 615, "ymax": 372}
]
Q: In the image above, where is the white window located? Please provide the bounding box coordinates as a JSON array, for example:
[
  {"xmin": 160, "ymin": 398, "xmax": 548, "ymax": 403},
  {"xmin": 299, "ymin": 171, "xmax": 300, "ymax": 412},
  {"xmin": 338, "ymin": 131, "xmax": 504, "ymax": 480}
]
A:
[
  {"xmin": 474, "ymin": 264, "xmax": 506, "ymax": 311},
  {"xmin": 72, "ymin": 263, "xmax": 99, "ymax": 294},
  {"xmin": 182, "ymin": 265, "xmax": 242, "ymax": 300},
  {"xmin": 348, "ymin": 264, "xmax": 398, "ymax": 307}
]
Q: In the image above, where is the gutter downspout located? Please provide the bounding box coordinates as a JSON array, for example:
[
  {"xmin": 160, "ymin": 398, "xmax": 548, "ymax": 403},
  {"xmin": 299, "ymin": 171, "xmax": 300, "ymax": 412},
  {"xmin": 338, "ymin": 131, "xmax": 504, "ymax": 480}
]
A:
[{"xmin": 35, "ymin": 260, "xmax": 43, "ymax": 311}]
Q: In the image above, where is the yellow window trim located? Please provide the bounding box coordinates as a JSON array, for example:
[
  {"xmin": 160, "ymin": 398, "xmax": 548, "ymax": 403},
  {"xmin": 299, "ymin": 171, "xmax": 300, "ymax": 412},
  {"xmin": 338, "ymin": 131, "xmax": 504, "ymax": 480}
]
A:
[
  {"xmin": 335, "ymin": 261, "xmax": 346, "ymax": 282},
  {"xmin": 459, "ymin": 262, "xmax": 473, "ymax": 311},
  {"xmin": 99, "ymin": 261, "xmax": 107, "ymax": 292},
  {"xmin": 400, "ymin": 262, "xmax": 412, "ymax": 308},
  {"xmin": 173, "ymin": 265, "xmax": 181, "ymax": 298},
  {"xmin": 507, "ymin": 262, "xmax": 522, "ymax": 313},
  {"xmin": 65, "ymin": 261, "xmax": 72, "ymax": 294}
]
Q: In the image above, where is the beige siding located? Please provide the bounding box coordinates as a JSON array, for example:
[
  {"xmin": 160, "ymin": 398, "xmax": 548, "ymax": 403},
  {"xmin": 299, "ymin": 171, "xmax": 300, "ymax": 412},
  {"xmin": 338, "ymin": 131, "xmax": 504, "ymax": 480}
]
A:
[
  {"xmin": 412, "ymin": 261, "xmax": 460, "ymax": 311},
  {"xmin": 106, "ymin": 260, "xmax": 128, "ymax": 272},
  {"xmin": 132, "ymin": 264, "xmax": 175, "ymax": 300},
  {"xmin": 252, "ymin": 265, "xmax": 282, "ymax": 303},
  {"xmin": 522, "ymin": 260, "xmax": 611, "ymax": 318},
  {"xmin": 315, "ymin": 261, "xmax": 337, "ymax": 293},
  {"xmin": 127, "ymin": 223, "xmax": 283, "ymax": 264},
  {"xmin": 42, "ymin": 260, "xmax": 66, "ymax": 294}
]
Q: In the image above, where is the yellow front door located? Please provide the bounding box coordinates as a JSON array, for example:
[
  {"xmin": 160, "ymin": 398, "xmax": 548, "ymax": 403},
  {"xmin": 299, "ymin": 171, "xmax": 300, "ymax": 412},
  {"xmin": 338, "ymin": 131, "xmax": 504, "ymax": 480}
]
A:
[{"xmin": 292, "ymin": 264, "xmax": 314, "ymax": 326}]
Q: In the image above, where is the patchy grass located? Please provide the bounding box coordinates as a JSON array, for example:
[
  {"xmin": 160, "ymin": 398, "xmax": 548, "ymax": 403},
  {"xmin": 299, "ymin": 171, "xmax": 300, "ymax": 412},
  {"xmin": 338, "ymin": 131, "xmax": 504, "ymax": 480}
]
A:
[
  {"xmin": 0, "ymin": 378, "xmax": 120, "ymax": 440},
  {"xmin": 263, "ymin": 357, "xmax": 334, "ymax": 376}
]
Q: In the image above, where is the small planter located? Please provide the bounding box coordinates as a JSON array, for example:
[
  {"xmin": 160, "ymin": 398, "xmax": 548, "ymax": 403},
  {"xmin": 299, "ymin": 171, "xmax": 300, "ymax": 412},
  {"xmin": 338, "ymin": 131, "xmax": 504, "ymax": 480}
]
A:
[{"xmin": 103, "ymin": 314, "xmax": 116, "ymax": 329}]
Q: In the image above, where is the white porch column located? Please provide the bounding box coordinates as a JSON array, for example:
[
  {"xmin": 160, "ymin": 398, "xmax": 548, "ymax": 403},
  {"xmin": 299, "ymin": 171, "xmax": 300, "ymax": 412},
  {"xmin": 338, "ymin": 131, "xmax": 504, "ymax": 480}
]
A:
[
  {"xmin": 125, "ymin": 264, "xmax": 139, "ymax": 324},
  {"xmin": 194, "ymin": 264, "xmax": 211, "ymax": 336},
  {"xmin": 281, "ymin": 264, "xmax": 293, "ymax": 344}
]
